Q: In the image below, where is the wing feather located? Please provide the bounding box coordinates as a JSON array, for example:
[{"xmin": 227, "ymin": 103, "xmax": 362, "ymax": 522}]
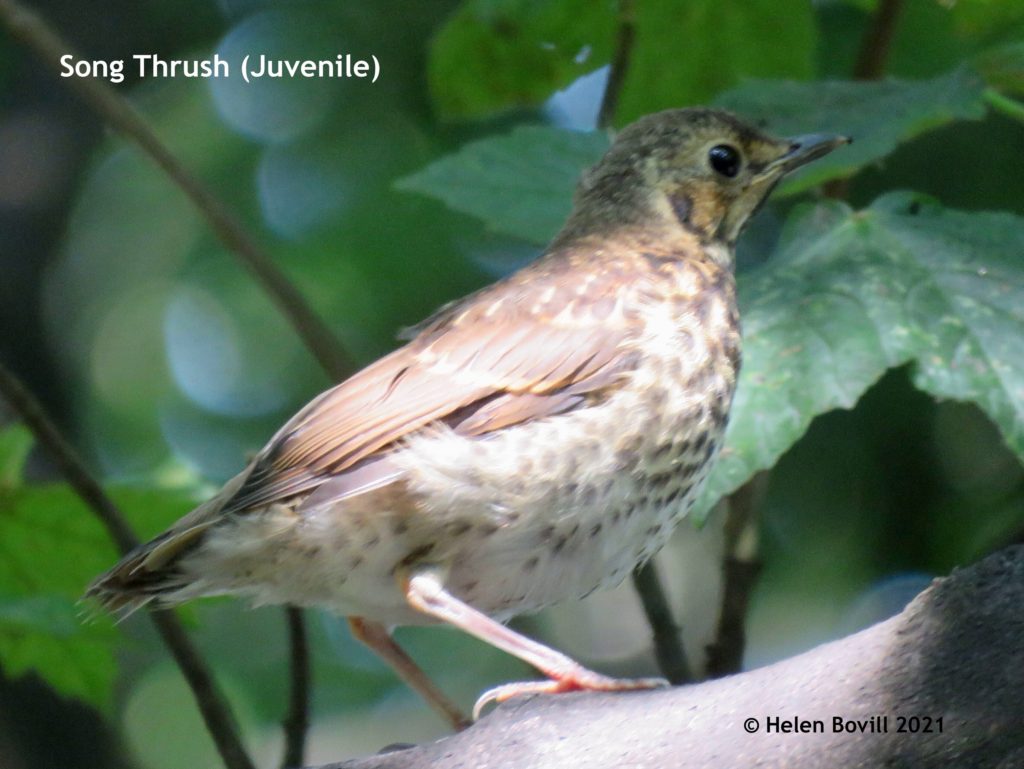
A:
[{"xmin": 223, "ymin": 253, "xmax": 641, "ymax": 513}]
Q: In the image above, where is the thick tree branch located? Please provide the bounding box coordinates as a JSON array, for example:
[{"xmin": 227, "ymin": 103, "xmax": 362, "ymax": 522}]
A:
[
  {"xmin": 313, "ymin": 545, "xmax": 1024, "ymax": 768},
  {"xmin": 0, "ymin": 362, "xmax": 256, "ymax": 769}
]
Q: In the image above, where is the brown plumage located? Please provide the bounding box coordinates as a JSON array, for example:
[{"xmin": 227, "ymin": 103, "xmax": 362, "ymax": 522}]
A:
[{"xmin": 88, "ymin": 108, "xmax": 847, "ymax": 728}]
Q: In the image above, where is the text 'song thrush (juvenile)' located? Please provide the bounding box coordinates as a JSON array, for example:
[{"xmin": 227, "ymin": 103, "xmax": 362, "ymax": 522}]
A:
[{"xmin": 88, "ymin": 108, "xmax": 847, "ymax": 728}]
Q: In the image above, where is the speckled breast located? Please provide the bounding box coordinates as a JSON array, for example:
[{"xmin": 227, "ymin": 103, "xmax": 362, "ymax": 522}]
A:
[{"xmin": 397, "ymin": 257, "xmax": 741, "ymax": 621}]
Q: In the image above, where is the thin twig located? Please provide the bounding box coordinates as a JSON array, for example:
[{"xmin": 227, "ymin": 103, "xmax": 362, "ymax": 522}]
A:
[
  {"xmin": 0, "ymin": 361, "xmax": 256, "ymax": 769},
  {"xmin": 852, "ymin": 0, "xmax": 905, "ymax": 80},
  {"xmin": 825, "ymin": 0, "xmax": 904, "ymax": 198},
  {"xmin": 705, "ymin": 473, "xmax": 768, "ymax": 678},
  {"xmin": 0, "ymin": 365, "xmax": 139, "ymax": 554},
  {"xmin": 149, "ymin": 612, "xmax": 256, "ymax": 769},
  {"xmin": 0, "ymin": 0, "xmax": 354, "ymax": 383},
  {"xmin": 984, "ymin": 87, "xmax": 1024, "ymax": 125},
  {"xmin": 282, "ymin": 606, "xmax": 311, "ymax": 769},
  {"xmin": 596, "ymin": 0, "xmax": 636, "ymax": 130},
  {"xmin": 631, "ymin": 561, "xmax": 690, "ymax": 684}
]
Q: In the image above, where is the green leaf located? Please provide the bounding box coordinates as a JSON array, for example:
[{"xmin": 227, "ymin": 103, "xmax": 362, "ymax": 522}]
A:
[
  {"xmin": 396, "ymin": 125, "xmax": 610, "ymax": 244},
  {"xmin": 0, "ymin": 593, "xmax": 81, "ymax": 637},
  {"xmin": 0, "ymin": 449, "xmax": 202, "ymax": 708},
  {"xmin": 950, "ymin": 1, "xmax": 1024, "ymax": 49},
  {"xmin": 616, "ymin": 0, "xmax": 816, "ymax": 125},
  {"xmin": 397, "ymin": 68, "xmax": 988, "ymax": 244},
  {"xmin": 428, "ymin": 0, "xmax": 615, "ymax": 119},
  {"xmin": 0, "ymin": 425, "xmax": 32, "ymax": 489},
  {"xmin": 974, "ymin": 41, "xmax": 1024, "ymax": 96},
  {"xmin": 0, "ymin": 482, "xmax": 121, "ymax": 708},
  {"xmin": 696, "ymin": 193, "xmax": 1024, "ymax": 519},
  {"xmin": 714, "ymin": 67, "xmax": 988, "ymax": 194}
]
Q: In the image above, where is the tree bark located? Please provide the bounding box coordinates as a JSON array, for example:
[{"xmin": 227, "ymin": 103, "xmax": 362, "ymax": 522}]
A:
[{"xmin": 312, "ymin": 545, "xmax": 1024, "ymax": 769}]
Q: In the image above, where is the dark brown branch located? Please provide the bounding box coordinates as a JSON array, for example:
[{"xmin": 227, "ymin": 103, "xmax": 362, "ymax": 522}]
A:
[
  {"xmin": 596, "ymin": 0, "xmax": 636, "ymax": 130},
  {"xmin": 0, "ymin": 363, "xmax": 138, "ymax": 554},
  {"xmin": 631, "ymin": 561, "xmax": 690, "ymax": 684},
  {"xmin": 0, "ymin": 361, "xmax": 256, "ymax": 769},
  {"xmin": 282, "ymin": 607, "xmax": 311, "ymax": 769},
  {"xmin": 0, "ymin": 0, "xmax": 354, "ymax": 383},
  {"xmin": 705, "ymin": 473, "xmax": 767, "ymax": 678},
  {"xmin": 852, "ymin": 0, "xmax": 904, "ymax": 80},
  {"xmin": 311, "ymin": 545, "xmax": 1024, "ymax": 769},
  {"xmin": 825, "ymin": 0, "xmax": 904, "ymax": 198},
  {"xmin": 149, "ymin": 612, "xmax": 256, "ymax": 769}
]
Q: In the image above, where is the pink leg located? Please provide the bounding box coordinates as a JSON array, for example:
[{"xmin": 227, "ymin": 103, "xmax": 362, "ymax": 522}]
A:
[
  {"xmin": 401, "ymin": 569, "xmax": 666, "ymax": 719},
  {"xmin": 348, "ymin": 617, "xmax": 470, "ymax": 731}
]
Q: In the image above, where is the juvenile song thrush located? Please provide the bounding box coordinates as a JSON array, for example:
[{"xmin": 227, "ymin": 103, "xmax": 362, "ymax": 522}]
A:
[{"xmin": 88, "ymin": 108, "xmax": 846, "ymax": 729}]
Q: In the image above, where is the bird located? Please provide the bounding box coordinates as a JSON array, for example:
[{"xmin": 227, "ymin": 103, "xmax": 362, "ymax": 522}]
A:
[{"xmin": 87, "ymin": 108, "xmax": 847, "ymax": 730}]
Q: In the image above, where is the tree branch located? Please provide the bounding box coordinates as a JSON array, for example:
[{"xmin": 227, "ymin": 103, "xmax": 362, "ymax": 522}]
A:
[
  {"xmin": 596, "ymin": 0, "xmax": 636, "ymax": 130},
  {"xmin": 852, "ymin": 0, "xmax": 904, "ymax": 80},
  {"xmin": 0, "ymin": 363, "xmax": 138, "ymax": 555},
  {"xmin": 630, "ymin": 561, "xmax": 690, "ymax": 684},
  {"xmin": 311, "ymin": 545, "xmax": 1024, "ymax": 769},
  {"xmin": 0, "ymin": 361, "xmax": 256, "ymax": 769},
  {"xmin": 825, "ymin": 0, "xmax": 904, "ymax": 198},
  {"xmin": 705, "ymin": 473, "xmax": 767, "ymax": 678},
  {"xmin": 282, "ymin": 607, "xmax": 311, "ymax": 769}
]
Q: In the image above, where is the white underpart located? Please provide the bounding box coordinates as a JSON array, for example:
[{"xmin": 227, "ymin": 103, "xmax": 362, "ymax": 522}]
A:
[{"xmin": 176, "ymin": 281, "xmax": 737, "ymax": 626}]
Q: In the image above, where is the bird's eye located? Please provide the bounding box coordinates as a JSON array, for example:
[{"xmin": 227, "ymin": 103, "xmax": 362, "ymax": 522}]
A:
[{"xmin": 708, "ymin": 144, "xmax": 741, "ymax": 178}]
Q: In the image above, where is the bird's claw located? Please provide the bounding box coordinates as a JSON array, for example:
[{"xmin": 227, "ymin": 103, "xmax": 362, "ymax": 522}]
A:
[{"xmin": 473, "ymin": 674, "xmax": 668, "ymax": 720}]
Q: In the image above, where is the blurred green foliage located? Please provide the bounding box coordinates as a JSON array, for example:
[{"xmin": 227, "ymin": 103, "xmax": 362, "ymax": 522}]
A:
[
  {"xmin": 0, "ymin": 0, "xmax": 1023, "ymax": 767},
  {"xmin": 429, "ymin": 0, "xmax": 616, "ymax": 118},
  {"xmin": 397, "ymin": 67, "xmax": 990, "ymax": 239},
  {"xmin": 0, "ymin": 426, "xmax": 206, "ymax": 709}
]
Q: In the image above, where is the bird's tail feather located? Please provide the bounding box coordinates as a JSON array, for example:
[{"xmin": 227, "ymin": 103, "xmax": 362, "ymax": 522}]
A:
[{"xmin": 84, "ymin": 521, "xmax": 214, "ymax": 617}]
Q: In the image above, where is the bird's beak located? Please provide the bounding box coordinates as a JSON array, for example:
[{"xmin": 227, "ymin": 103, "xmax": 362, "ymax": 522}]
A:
[{"xmin": 774, "ymin": 133, "xmax": 851, "ymax": 174}]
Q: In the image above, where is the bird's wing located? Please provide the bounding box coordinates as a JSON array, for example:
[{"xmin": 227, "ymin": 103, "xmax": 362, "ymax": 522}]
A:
[{"xmin": 222, "ymin": 256, "xmax": 640, "ymax": 514}]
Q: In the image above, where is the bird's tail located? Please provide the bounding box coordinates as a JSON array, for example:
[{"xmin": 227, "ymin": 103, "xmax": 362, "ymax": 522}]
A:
[
  {"xmin": 84, "ymin": 521, "xmax": 214, "ymax": 618},
  {"xmin": 85, "ymin": 468, "xmax": 251, "ymax": 618}
]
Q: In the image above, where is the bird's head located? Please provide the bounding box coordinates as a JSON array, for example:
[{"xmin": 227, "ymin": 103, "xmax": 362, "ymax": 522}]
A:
[{"xmin": 563, "ymin": 108, "xmax": 849, "ymax": 255}]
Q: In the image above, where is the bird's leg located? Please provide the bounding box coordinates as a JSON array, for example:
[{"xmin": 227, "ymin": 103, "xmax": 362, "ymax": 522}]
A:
[
  {"xmin": 401, "ymin": 568, "xmax": 667, "ymax": 720},
  {"xmin": 347, "ymin": 617, "xmax": 471, "ymax": 731}
]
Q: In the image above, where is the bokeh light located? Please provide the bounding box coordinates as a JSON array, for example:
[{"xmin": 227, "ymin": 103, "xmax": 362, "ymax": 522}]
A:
[{"xmin": 210, "ymin": 10, "xmax": 341, "ymax": 143}]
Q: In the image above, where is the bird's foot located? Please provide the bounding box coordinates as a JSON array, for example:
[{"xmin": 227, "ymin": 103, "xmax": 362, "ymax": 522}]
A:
[
  {"xmin": 400, "ymin": 569, "xmax": 668, "ymax": 722},
  {"xmin": 473, "ymin": 671, "xmax": 667, "ymax": 720}
]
